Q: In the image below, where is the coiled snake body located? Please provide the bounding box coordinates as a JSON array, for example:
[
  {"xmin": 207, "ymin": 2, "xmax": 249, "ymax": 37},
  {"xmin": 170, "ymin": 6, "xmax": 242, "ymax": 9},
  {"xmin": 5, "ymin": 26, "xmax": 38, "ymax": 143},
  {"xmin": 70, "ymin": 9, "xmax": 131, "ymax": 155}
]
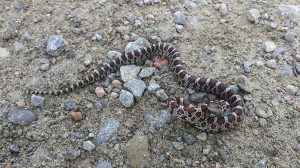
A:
[{"xmin": 29, "ymin": 43, "xmax": 246, "ymax": 132}]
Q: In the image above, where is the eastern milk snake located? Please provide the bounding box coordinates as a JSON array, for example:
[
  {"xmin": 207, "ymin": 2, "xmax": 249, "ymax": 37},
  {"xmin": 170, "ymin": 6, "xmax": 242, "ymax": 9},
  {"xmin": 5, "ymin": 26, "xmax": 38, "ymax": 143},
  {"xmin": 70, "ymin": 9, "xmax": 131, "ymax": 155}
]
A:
[{"xmin": 29, "ymin": 43, "xmax": 246, "ymax": 132}]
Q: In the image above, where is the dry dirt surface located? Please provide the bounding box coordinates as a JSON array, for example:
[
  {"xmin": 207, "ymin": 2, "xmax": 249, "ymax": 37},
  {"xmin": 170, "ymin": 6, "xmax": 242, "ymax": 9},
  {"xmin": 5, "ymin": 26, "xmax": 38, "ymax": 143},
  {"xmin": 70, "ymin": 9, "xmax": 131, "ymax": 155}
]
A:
[{"xmin": 0, "ymin": 0, "xmax": 300, "ymax": 168}]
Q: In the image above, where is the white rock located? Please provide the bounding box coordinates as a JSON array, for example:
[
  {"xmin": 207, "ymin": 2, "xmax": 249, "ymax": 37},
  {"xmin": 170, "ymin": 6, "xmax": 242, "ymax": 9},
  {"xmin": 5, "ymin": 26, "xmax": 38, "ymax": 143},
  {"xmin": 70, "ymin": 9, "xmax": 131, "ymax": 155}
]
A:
[
  {"xmin": 286, "ymin": 85, "xmax": 298, "ymax": 95},
  {"xmin": 262, "ymin": 41, "xmax": 276, "ymax": 52},
  {"xmin": 246, "ymin": 9, "xmax": 260, "ymax": 22}
]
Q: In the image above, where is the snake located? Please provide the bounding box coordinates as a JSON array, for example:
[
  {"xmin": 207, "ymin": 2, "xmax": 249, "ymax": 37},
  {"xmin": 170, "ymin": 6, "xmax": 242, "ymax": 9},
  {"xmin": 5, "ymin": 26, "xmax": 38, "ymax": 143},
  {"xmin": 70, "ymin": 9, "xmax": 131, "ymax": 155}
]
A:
[{"xmin": 28, "ymin": 43, "xmax": 246, "ymax": 132}]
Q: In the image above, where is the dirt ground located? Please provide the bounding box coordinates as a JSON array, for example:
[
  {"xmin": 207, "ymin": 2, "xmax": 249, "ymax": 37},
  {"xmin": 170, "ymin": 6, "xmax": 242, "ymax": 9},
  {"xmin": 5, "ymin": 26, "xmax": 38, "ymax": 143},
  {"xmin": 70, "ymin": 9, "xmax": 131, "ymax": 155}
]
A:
[{"xmin": 0, "ymin": 0, "xmax": 300, "ymax": 168}]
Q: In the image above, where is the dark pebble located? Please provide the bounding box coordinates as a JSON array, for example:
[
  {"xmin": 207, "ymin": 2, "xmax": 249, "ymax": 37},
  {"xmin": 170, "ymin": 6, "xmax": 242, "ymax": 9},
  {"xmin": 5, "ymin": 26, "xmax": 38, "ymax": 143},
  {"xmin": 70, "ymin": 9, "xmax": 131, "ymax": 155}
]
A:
[
  {"xmin": 64, "ymin": 100, "xmax": 77, "ymax": 111},
  {"xmin": 9, "ymin": 143, "xmax": 20, "ymax": 154}
]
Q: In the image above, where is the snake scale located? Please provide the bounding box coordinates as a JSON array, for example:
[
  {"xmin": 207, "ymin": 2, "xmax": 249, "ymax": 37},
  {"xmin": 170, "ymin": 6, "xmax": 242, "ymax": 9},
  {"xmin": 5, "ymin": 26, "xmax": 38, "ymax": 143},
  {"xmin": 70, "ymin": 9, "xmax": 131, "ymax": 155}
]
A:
[{"xmin": 29, "ymin": 43, "xmax": 246, "ymax": 132}]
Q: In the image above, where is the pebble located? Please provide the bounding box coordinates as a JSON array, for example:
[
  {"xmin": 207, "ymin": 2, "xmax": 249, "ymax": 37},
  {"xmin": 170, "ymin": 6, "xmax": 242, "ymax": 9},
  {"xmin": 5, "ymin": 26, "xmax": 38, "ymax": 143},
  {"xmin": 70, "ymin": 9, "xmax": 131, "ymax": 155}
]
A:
[
  {"xmin": 282, "ymin": 65, "xmax": 295, "ymax": 77},
  {"xmin": 147, "ymin": 82, "xmax": 160, "ymax": 94},
  {"xmin": 124, "ymin": 79, "xmax": 146, "ymax": 98},
  {"xmin": 255, "ymin": 107, "xmax": 270, "ymax": 118},
  {"xmin": 64, "ymin": 100, "xmax": 77, "ymax": 111},
  {"xmin": 155, "ymin": 89, "xmax": 168, "ymax": 101},
  {"xmin": 12, "ymin": 41, "xmax": 23, "ymax": 53},
  {"xmin": 246, "ymin": 9, "xmax": 260, "ymax": 22},
  {"xmin": 115, "ymin": 26, "xmax": 129, "ymax": 35},
  {"xmin": 202, "ymin": 145, "xmax": 212, "ymax": 155},
  {"xmin": 66, "ymin": 147, "xmax": 81, "ymax": 160},
  {"xmin": 262, "ymin": 41, "xmax": 276, "ymax": 53},
  {"xmin": 9, "ymin": 143, "xmax": 20, "ymax": 154},
  {"xmin": 119, "ymin": 89, "xmax": 135, "ymax": 107},
  {"xmin": 96, "ymin": 159, "xmax": 112, "ymax": 168},
  {"xmin": 272, "ymin": 46, "xmax": 288, "ymax": 59},
  {"xmin": 286, "ymin": 85, "xmax": 298, "ymax": 95},
  {"xmin": 236, "ymin": 75, "xmax": 252, "ymax": 93},
  {"xmin": 284, "ymin": 32, "xmax": 297, "ymax": 42},
  {"xmin": 138, "ymin": 67, "xmax": 155, "ymax": 78},
  {"xmin": 219, "ymin": 4, "xmax": 228, "ymax": 16},
  {"xmin": 107, "ymin": 51, "xmax": 122, "ymax": 60},
  {"xmin": 243, "ymin": 60, "xmax": 255, "ymax": 73},
  {"xmin": 111, "ymin": 92, "xmax": 119, "ymax": 99},
  {"xmin": 189, "ymin": 92, "xmax": 206, "ymax": 103},
  {"xmin": 82, "ymin": 141, "xmax": 95, "ymax": 152},
  {"xmin": 95, "ymin": 118, "xmax": 120, "ymax": 146},
  {"xmin": 185, "ymin": 2, "xmax": 198, "ymax": 11},
  {"xmin": 278, "ymin": 4, "xmax": 300, "ymax": 18},
  {"xmin": 144, "ymin": 110, "xmax": 173, "ymax": 130},
  {"xmin": 73, "ymin": 131, "xmax": 89, "ymax": 139},
  {"xmin": 258, "ymin": 118, "xmax": 267, "ymax": 127},
  {"xmin": 125, "ymin": 38, "xmax": 150, "ymax": 53},
  {"xmin": 8, "ymin": 109, "xmax": 38, "ymax": 125},
  {"xmin": 95, "ymin": 87, "xmax": 106, "ymax": 98},
  {"xmin": 120, "ymin": 65, "xmax": 141, "ymax": 81},
  {"xmin": 295, "ymin": 63, "xmax": 300, "ymax": 74},
  {"xmin": 111, "ymin": 79, "xmax": 122, "ymax": 88},
  {"xmin": 154, "ymin": 58, "xmax": 168, "ymax": 69},
  {"xmin": 16, "ymin": 99, "xmax": 25, "ymax": 108},
  {"xmin": 40, "ymin": 63, "xmax": 50, "ymax": 71},
  {"xmin": 256, "ymin": 60, "xmax": 264, "ymax": 67},
  {"xmin": 46, "ymin": 35, "xmax": 67, "ymax": 56},
  {"xmin": 204, "ymin": 45, "xmax": 216, "ymax": 54},
  {"xmin": 175, "ymin": 24, "xmax": 184, "ymax": 33},
  {"xmin": 173, "ymin": 11, "xmax": 186, "ymax": 25},
  {"xmin": 31, "ymin": 94, "xmax": 44, "ymax": 107},
  {"xmin": 158, "ymin": 32, "xmax": 173, "ymax": 42},
  {"xmin": 69, "ymin": 111, "xmax": 83, "ymax": 121},
  {"xmin": 183, "ymin": 132, "xmax": 197, "ymax": 145},
  {"xmin": 196, "ymin": 132, "xmax": 207, "ymax": 141},
  {"xmin": 265, "ymin": 59, "xmax": 277, "ymax": 69},
  {"xmin": 172, "ymin": 142, "xmax": 184, "ymax": 150},
  {"xmin": 0, "ymin": 125, "xmax": 3, "ymax": 136},
  {"xmin": 125, "ymin": 135, "xmax": 149, "ymax": 168},
  {"xmin": 257, "ymin": 159, "xmax": 266, "ymax": 168},
  {"xmin": 0, "ymin": 47, "xmax": 9, "ymax": 59}
]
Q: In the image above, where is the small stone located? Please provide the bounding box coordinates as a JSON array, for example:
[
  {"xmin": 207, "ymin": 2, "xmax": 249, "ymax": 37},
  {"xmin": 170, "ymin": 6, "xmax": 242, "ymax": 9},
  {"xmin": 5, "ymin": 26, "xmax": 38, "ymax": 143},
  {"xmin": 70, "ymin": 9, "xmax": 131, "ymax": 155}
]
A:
[
  {"xmin": 175, "ymin": 24, "xmax": 184, "ymax": 33},
  {"xmin": 11, "ymin": 41, "xmax": 23, "ymax": 53},
  {"xmin": 272, "ymin": 46, "xmax": 288, "ymax": 59},
  {"xmin": 183, "ymin": 132, "xmax": 197, "ymax": 145},
  {"xmin": 246, "ymin": 9, "xmax": 260, "ymax": 22},
  {"xmin": 125, "ymin": 135, "xmax": 149, "ymax": 168},
  {"xmin": 156, "ymin": 89, "xmax": 168, "ymax": 101},
  {"xmin": 173, "ymin": 11, "xmax": 186, "ymax": 25},
  {"xmin": 265, "ymin": 59, "xmax": 277, "ymax": 69},
  {"xmin": 219, "ymin": 4, "xmax": 228, "ymax": 16},
  {"xmin": 262, "ymin": 41, "xmax": 276, "ymax": 53},
  {"xmin": 202, "ymin": 145, "xmax": 212, "ymax": 155},
  {"xmin": 0, "ymin": 125, "xmax": 3, "ymax": 136},
  {"xmin": 8, "ymin": 109, "xmax": 37, "ymax": 125},
  {"xmin": 236, "ymin": 75, "xmax": 252, "ymax": 93},
  {"xmin": 196, "ymin": 132, "xmax": 207, "ymax": 141},
  {"xmin": 115, "ymin": 26, "xmax": 130, "ymax": 35},
  {"xmin": 144, "ymin": 110, "xmax": 173, "ymax": 130},
  {"xmin": 243, "ymin": 60, "xmax": 255, "ymax": 73},
  {"xmin": 284, "ymin": 32, "xmax": 297, "ymax": 42},
  {"xmin": 258, "ymin": 118, "xmax": 267, "ymax": 127},
  {"xmin": 82, "ymin": 141, "xmax": 95, "ymax": 152},
  {"xmin": 119, "ymin": 90, "xmax": 135, "ymax": 107},
  {"xmin": 282, "ymin": 65, "xmax": 295, "ymax": 77},
  {"xmin": 257, "ymin": 159, "xmax": 266, "ymax": 168},
  {"xmin": 111, "ymin": 79, "xmax": 122, "ymax": 88},
  {"xmin": 0, "ymin": 47, "xmax": 10, "ymax": 59},
  {"xmin": 189, "ymin": 92, "xmax": 206, "ymax": 103},
  {"xmin": 66, "ymin": 147, "xmax": 81, "ymax": 160},
  {"xmin": 95, "ymin": 118, "xmax": 120, "ymax": 146},
  {"xmin": 147, "ymin": 82, "xmax": 160, "ymax": 94},
  {"xmin": 138, "ymin": 67, "xmax": 156, "ymax": 78},
  {"xmin": 278, "ymin": 4, "xmax": 300, "ymax": 18},
  {"xmin": 154, "ymin": 58, "xmax": 168, "ymax": 69},
  {"xmin": 204, "ymin": 45, "xmax": 215, "ymax": 54},
  {"xmin": 286, "ymin": 85, "xmax": 298, "ymax": 95},
  {"xmin": 124, "ymin": 79, "xmax": 146, "ymax": 99},
  {"xmin": 9, "ymin": 143, "xmax": 20, "ymax": 154},
  {"xmin": 111, "ymin": 92, "xmax": 119, "ymax": 99},
  {"xmin": 31, "ymin": 95, "xmax": 44, "ymax": 107},
  {"xmin": 64, "ymin": 100, "xmax": 77, "ymax": 111},
  {"xmin": 40, "ymin": 63, "xmax": 50, "ymax": 71},
  {"xmin": 96, "ymin": 159, "xmax": 112, "ymax": 168},
  {"xmin": 172, "ymin": 142, "xmax": 184, "ymax": 150},
  {"xmin": 107, "ymin": 51, "xmax": 121, "ymax": 60},
  {"xmin": 256, "ymin": 60, "xmax": 264, "ymax": 67},
  {"xmin": 295, "ymin": 63, "xmax": 300, "ymax": 74},
  {"xmin": 120, "ymin": 65, "xmax": 141, "ymax": 81},
  {"xmin": 158, "ymin": 32, "xmax": 173, "ymax": 42},
  {"xmin": 95, "ymin": 87, "xmax": 106, "ymax": 98},
  {"xmin": 73, "ymin": 131, "xmax": 89, "ymax": 139},
  {"xmin": 16, "ymin": 99, "xmax": 25, "ymax": 108},
  {"xmin": 255, "ymin": 108, "xmax": 269, "ymax": 118},
  {"xmin": 46, "ymin": 35, "xmax": 67, "ymax": 56},
  {"xmin": 69, "ymin": 112, "xmax": 83, "ymax": 121}
]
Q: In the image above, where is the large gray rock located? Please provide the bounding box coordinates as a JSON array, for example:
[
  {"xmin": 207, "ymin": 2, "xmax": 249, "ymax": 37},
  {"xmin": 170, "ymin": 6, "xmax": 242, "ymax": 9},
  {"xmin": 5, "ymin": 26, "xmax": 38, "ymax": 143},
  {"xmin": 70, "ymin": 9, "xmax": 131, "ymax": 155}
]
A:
[{"xmin": 8, "ymin": 109, "xmax": 38, "ymax": 125}]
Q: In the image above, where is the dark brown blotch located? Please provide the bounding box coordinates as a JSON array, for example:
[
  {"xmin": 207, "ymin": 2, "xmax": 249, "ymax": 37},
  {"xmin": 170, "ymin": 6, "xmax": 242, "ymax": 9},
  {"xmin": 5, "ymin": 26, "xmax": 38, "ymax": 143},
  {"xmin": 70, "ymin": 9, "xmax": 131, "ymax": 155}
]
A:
[
  {"xmin": 217, "ymin": 116, "xmax": 225, "ymax": 125},
  {"xmin": 227, "ymin": 114, "xmax": 235, "ymax": 123}
]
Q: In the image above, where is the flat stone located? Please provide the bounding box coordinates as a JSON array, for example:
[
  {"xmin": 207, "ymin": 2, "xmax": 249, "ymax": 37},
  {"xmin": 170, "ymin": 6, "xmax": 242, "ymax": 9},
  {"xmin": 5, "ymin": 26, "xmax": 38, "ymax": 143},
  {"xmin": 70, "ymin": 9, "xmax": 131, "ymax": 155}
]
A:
[
  {"xmin": 66, "ymin": 147, "xmax": 80, "ymax": 160},
  {"xmin": 82, "ymin": 141, "xmax": 95, "ymax": 152},
  {"xmin": 95, "ymin": 118, "xmax": 120, "ymax": 146},
  {"xmin": 46, "ymin": 35, "xmax": 67, "ymax": 56},
  {"xmin": 155, "ymin": 89, "xmax": 168, "ymax": 101},
  {"xmin": 219, "ymin": 4, "xmax": 228, "ymax": 16},
  {"xmin": 246, "ymin": 9, "xmax": 260, "ymax": 22},
  {"xmin": 236, "ymin": 75, "xmax": 252, "ymax": 93},
  {"xmin": 125, "ymin": 135, "xmax": 149, "ymax": 168},
  {"xmin": 286, "ymin": 85, "xmax": 298, "ymax": 95},
  {"xmin": 0, "ymin": 47, "xmax": 9, "ymax": 59},
  {"xmin": 196, "ymin": 132, "xmax": 207, "ymax": 141},
  {"xmin": 124, "ymin": 79, "xmax": 146, "ymax": 99},
  {"xmin": 138, "ymin": 67, "xmax": 156, "ymax": 78},
  {"xmin": 8, "ymin": 109, "xmax": 38, "ymax": 125},
  {"xmin": 158, "ymin": 32, "xmax": 173, "ymax": 42},
  {"xmin": 262, "ymin": 41, "xmax": 276, "ymax": 52},
  {"xmin": 119, "ymin": 90, "xmax": 135, "ymax": 107},
  {"xmin": 96, "ymin": 159, "xmax": 112, "ymax": 168},
  {"xmin": 31, "ymin": 95, "xmax": 44, "ymax": 107},
  {"xmin": 125, "ymin": 38, "xmax": 150, "ymax": 54},
  {"xmin": 284, "ymin": 32, "xmax": 297, "ymax": 42},
  {"xmin": 107, "ymin": 51, "xmax": 122, "ymax": 60},
  {"xmin": 265, "ymin": 59, "xmax": 277, "ymax": 69},
  {"xmin": 173, "ymin": 11, "xmax": 186, "ymax": 25},
  {"xmin": 172, "ymin": 142, "xmax": 184, "ymax": 150},
  {"xmin": 120, "ymin": 65, "xmax": 141, "ymax": 81}
]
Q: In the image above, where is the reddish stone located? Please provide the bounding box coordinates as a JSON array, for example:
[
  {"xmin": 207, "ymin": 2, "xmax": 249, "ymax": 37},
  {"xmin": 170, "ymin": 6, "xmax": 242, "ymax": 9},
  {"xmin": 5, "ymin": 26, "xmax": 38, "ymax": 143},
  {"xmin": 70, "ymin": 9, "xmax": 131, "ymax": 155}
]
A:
[{"xmin": 69, "ymin": 111, "xmax": 83, "ymax": 121}]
